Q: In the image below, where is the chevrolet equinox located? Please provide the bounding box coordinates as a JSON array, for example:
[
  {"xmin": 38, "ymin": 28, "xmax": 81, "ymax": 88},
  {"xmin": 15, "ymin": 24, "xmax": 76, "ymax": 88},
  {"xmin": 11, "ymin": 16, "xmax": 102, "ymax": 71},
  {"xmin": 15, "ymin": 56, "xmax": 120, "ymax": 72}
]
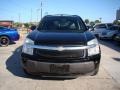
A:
[{"xmin": 21, "ymin": 15, "xmax": 101, "ymax": 78}]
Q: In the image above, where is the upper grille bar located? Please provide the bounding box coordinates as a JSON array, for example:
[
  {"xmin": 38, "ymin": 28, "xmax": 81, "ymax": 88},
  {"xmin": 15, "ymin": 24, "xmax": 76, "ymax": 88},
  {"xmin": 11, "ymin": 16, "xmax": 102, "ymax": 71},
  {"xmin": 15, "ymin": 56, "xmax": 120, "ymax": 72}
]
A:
[{"xmin": 28, "ymin": 44, "xmax": 96, "ymax": 51}]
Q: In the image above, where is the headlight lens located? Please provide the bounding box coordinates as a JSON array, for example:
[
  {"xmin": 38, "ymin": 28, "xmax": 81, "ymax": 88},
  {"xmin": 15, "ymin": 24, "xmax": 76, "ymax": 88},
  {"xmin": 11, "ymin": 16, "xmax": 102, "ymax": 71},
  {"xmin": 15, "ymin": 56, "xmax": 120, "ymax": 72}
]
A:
[
  {"xmin": 106, "ymin": 32, "xmax": 113, "ymax": 36},
  {"xmin": 87, "ymin": 39, "xmax": 100, "ymax": 56},
  {"xmin": 22, "ymin": 38, "xmax": 34, "ymax": 55}
]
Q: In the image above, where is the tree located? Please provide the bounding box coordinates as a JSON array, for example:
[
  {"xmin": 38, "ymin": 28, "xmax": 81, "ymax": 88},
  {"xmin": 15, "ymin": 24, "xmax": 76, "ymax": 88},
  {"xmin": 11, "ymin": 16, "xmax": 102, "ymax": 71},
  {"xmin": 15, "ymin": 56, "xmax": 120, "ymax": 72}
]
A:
[
  {"xmin": 113, "ymin": 20, "xmax": 120, "ymax": 25},
  {"xmin": 84, "ymin": 19, "xmax": 89, "ymax": 24},
  {"xmin": 90, "ymin": 21, "xmax": 95, "ymax": 26},
  {"xmin": 94, "ymin": 20, "xmax": 101, "ymax": 24},
  {"xmin": 24, "ymin": 23, "xmax": 30, "ymax": 28},
  {"xmin": 13, "ymin": 22, "xmax": 22, "ymax": 27}
]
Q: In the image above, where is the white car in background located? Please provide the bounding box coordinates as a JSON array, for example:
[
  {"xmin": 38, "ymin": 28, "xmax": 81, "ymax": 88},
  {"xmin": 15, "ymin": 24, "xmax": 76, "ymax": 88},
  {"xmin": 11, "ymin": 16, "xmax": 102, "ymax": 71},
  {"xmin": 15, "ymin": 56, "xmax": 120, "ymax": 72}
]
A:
[
  {"xmin": 99, "ymin": 25, "xmax": 120, "ymax": 39},
  {"xmin": 90, "ymin": 23, "xmax": 119, "ymax": 39}
]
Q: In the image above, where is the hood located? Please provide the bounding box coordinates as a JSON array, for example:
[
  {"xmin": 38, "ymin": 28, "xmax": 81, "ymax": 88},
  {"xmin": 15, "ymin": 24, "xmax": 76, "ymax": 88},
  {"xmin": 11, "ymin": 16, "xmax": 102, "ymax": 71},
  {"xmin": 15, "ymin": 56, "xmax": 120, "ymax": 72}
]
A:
[{"xmin": 27, "ymin": 30, "xmax": 95, "ymax": 45}]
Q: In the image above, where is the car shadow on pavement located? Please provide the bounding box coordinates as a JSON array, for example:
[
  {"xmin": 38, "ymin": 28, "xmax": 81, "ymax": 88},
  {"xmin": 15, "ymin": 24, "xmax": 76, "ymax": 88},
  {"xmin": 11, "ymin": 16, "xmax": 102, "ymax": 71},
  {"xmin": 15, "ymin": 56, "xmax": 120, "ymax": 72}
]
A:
[
  {"xmin": 6, "ymin": 46, "xmax": 26, "ymax": 77},
  {"xmin": 5, "ymin": 46, "xmax": 69, "ymax": 81},
  {"xmin": 112, "ymin": 57, "xmax": 120, "ymax": 62},
  {"xmin": 9, "ymin": 41, "xmax": 16, "ymax": 45},
  {"xmin": 99, "ymin": 40, "xmax": 120, "ymax": 53}
]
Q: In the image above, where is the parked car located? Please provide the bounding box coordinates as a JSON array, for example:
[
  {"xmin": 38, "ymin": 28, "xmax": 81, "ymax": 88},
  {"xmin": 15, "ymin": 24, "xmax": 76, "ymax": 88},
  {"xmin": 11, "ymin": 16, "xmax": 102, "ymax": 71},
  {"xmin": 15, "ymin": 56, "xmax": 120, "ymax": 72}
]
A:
[
  {"xmin": 91, "ymin": 23, "xmax": 113, "ymax": 38},
  {"xmin": 114, "ymin": 31, "xmax": 120, "ymax": 43},
  {"xmin": 98, "ymin": 25, "xmax": 120, "ymax": 39},
  {"xmin": 21, "ymin": 15, "xmax": 101, "ymax": 78},
  {"xmin": 0, "ymin": 26, "xmax": 20, "ymax": 46}
]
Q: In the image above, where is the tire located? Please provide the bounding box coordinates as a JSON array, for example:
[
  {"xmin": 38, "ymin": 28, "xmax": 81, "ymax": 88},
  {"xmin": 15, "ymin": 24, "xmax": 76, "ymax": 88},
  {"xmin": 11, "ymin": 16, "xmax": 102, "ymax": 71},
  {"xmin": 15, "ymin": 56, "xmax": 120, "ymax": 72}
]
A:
[
  {"xmin": 91, "ymin": 62, "xmax": 100, "ymax": 76},
  {"xmin": 99, "ymin": 37, "xmax": 103, "ymax": 40},
  {"xmin": 112, "ymin": 35, "xmax": 116, "ymax": 41},
  {"xmin": 91, "ymin": 68, "xmax": 99, "ymax": 76},
  {"xmin": 95, "ymin": 34, "xmax": 101, "ymax": 40},
  {"xmin": 95, "ymin": 34, "xmax": 98, "ymax": 38},
  {"xmin": 0, "ymin": 36, "xmax": 10, "ymax": 47}
]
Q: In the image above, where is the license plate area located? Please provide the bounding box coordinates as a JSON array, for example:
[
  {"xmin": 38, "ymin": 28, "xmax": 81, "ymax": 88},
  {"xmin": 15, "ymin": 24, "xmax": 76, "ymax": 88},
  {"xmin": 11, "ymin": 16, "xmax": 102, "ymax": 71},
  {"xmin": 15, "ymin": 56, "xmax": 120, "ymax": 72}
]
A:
[{"xmin": 50, "ymin": 64, "xmax": 70, "ymax": 74}]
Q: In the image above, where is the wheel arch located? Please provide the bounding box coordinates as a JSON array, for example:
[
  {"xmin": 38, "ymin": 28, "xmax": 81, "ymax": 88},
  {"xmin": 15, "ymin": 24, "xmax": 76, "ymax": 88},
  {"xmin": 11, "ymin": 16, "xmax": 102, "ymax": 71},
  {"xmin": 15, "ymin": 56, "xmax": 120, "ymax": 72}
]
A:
[{"xmin": 0, "ymin": 35, "xmax": 11, "ymax": 41}]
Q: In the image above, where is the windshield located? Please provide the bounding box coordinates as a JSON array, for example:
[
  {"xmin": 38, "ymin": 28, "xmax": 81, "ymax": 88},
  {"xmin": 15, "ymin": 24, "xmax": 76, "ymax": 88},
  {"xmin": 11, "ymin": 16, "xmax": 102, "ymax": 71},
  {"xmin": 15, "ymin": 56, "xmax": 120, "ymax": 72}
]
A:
[
  {"xmin": 94, "ymin": 24, "xmax": 107, "ymax": 29},
  {"xmin": 37, "ymin": 17, "xmax": 86, "ymax": 32}
]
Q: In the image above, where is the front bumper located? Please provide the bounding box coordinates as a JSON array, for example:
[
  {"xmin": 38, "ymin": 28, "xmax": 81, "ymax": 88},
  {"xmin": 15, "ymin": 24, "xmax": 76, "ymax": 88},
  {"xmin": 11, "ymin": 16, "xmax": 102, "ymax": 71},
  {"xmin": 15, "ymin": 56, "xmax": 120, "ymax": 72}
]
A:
[{"xmin": 21, "ymin": 53, "xmax": 100, "ymax": 77}]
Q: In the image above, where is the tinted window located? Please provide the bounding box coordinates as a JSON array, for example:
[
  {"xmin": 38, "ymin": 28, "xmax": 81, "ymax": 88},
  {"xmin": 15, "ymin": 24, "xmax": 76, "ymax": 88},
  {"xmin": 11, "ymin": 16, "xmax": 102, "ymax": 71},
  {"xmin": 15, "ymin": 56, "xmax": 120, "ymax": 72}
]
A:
[
  {"xmin": 0, "ymin": 27, "xmax": 7, "ymax": 30},
  {"xmin": 37, "ymin": 17, "xmax": 86, "ymax": 32},
  {"xmin": 109, "ymin": 26, "xmax": 119, "ymax": 30},
  {"xmin": 0, "ymin": 27, "xmax": 4, "ymax": 29},
  {"xmin": 95, "ymin": 24, "xmax": 107, "ymax": 29},
  {"xmin": 107, "ymin": 24, "xmax": 113, "ymax": 28}
]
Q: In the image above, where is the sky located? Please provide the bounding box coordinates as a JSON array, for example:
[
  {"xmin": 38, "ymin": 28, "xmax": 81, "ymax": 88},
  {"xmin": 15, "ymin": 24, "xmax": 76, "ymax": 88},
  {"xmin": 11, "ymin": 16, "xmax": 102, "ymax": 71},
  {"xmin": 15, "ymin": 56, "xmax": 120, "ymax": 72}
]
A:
[{"xmin": 0, "ymin": 0, "xmax": 120, "ymax": 23}]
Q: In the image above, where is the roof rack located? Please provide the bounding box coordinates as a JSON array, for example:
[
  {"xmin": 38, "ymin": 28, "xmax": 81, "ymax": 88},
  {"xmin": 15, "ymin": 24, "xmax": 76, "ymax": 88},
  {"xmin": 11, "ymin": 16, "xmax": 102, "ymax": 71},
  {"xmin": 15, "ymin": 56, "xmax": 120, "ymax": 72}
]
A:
[{"xmin": 45, "ymin": 14, "xmax": 79, "ymax": 17}]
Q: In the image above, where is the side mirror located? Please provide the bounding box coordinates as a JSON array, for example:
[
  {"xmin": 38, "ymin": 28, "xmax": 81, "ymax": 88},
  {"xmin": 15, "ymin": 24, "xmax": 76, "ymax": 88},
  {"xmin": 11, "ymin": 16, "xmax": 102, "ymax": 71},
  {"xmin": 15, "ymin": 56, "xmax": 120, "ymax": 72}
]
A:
[
  {"xmin": 86, "ymin": 26, "xmax": 90, "ymax": 30},
  {"xmin": 89, "ymin": 28, "xmax": 94, "ymax": 31},
  {"xmin": 30, "ymin": 25, "xmax": 36, "ymax": 31}
]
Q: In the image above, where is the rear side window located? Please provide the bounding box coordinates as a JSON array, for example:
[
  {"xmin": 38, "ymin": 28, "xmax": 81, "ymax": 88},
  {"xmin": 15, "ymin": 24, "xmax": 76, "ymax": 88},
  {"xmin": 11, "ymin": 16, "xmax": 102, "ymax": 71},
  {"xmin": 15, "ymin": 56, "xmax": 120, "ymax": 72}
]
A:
[
  {"xmin": 94, "ymin": 24, "xmax": 107, "ymax": 29},
  {"xmin": 37, "ymin": 17, "xmax": 86, "ymax": 32},
  {"xmin": 107, "ymin": 24, "xmax": 113, "ymax": 28},
  {"xmin": 109, "ymin": 26, "xmax": 119, "ymax": 30}
]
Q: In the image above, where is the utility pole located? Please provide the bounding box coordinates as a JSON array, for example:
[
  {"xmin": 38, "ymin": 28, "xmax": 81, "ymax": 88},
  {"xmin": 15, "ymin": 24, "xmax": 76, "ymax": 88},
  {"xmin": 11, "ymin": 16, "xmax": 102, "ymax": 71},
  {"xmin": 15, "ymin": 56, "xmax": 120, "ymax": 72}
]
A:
[
  {"xmin": 36, "ymin": 9, "xmax": 40, "ymax": 22},
  {"xmin": 41, "ymin": 1, "xmax": 42, "ymax": 20},
  {"xmin": 30, "ymin": 9, "xmax": 33, "ymax": 23},
  {"xmin": 18, "ymin": 13, "xmax": 21, "ymax": 23},
  {"xmin": 36, "ymin": 1, "xmax": 43, "ymax": 23},
  {"xmin": 18, "ymin": 13, "xmax": 21, "ymax": 28},
  {"xmin": 99, "ymin": 17, "xmax": 102, "ymax": 23}
]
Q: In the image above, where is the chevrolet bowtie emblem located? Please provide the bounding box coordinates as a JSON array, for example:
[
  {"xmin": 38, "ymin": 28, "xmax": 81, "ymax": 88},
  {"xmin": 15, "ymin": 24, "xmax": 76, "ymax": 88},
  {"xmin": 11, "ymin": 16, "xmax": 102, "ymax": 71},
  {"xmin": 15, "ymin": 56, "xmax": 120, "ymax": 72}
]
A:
[{"xmin": 57, "ymin": 46, "xmax": 64, "ymax": 51}]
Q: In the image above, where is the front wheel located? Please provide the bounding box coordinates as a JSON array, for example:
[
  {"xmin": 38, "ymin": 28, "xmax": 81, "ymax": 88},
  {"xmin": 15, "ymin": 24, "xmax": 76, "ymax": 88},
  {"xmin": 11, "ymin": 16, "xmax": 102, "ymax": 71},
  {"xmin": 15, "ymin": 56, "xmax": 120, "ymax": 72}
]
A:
[
  {"xmin": 91, "ymin": 68, "xmax": 99, "ymax": 76},
  {"xmin": 95, "ymin": 34, "xmax": 101, "ymax": 40},
  {"xmin": 91, "ymin": 62, "xmax": 100, "ymax": 76},
  {"xmin": 0, "ymin": 36, "xmax": 10, "ymax": 47},
  {"xmin": 112, "ymin": 35, "xmax": 116, "ymax": 41}
]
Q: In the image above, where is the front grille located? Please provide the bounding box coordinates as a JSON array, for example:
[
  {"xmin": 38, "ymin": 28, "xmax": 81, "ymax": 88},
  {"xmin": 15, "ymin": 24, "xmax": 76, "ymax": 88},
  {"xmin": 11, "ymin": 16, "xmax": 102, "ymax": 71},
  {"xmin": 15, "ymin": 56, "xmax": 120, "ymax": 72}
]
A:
[
  {"xmin": 102, "ymin": 32, "xmax": 107, "ymax": 35},
  {"xmin": 35, "ymin": 41, "xmax": 86, "ymax": 46},
  {"xmin": 34, "ymin": 48, "xmax": 85, "ymax": 59}
]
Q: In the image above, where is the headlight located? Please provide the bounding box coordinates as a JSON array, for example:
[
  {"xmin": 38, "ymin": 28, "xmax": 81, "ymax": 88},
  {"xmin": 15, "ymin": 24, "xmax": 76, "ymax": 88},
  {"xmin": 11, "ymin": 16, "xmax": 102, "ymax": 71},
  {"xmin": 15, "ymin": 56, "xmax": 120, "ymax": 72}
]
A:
[
  {"xmin": 87, "ymin": 39, "xmax": 100, "ymax": 56},
  {"xmin": 22, "ymin": 38, "xmax": 34, "ymax": 55},
  {"xmin": 106, "ymin": 32, "xmax": 113, "ymax": 36}
]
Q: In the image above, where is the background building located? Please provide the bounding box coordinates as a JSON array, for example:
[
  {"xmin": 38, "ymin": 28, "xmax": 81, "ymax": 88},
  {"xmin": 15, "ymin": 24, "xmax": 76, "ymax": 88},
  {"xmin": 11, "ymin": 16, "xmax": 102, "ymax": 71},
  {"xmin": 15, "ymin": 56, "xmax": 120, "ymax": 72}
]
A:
[
  {"xmin": 0, "ymin": 20, "xmax": 13, "ymax": 28},
  {"xmin": 116, "ymin": 8, "xmax": 120, "ymax": 20}
]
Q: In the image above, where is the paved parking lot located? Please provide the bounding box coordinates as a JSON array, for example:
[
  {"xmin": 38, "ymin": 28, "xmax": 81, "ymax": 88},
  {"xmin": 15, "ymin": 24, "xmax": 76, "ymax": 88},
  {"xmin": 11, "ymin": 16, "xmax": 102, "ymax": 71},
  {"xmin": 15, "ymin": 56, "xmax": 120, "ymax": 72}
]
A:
[{"xmin": 0, "ymin": 37, "xmax": 120, "ymax": 90}]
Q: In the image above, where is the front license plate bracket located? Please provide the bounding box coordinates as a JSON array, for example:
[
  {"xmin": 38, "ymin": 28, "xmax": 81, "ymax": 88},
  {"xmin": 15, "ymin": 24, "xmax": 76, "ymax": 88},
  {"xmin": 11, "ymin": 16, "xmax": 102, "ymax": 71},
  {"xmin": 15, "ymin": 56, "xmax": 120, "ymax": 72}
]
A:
[{"xmin": 50, "ymin": 64, "xmax": 70, "ymax": 74}]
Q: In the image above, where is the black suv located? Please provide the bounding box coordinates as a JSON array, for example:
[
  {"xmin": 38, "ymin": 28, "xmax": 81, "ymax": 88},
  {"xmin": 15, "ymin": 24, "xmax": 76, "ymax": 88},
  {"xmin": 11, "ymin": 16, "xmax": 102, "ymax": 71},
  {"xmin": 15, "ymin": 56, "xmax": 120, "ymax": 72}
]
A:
[{"xmin": 21, "ymin": 15, "xmax": 101, "ymax": 78}]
